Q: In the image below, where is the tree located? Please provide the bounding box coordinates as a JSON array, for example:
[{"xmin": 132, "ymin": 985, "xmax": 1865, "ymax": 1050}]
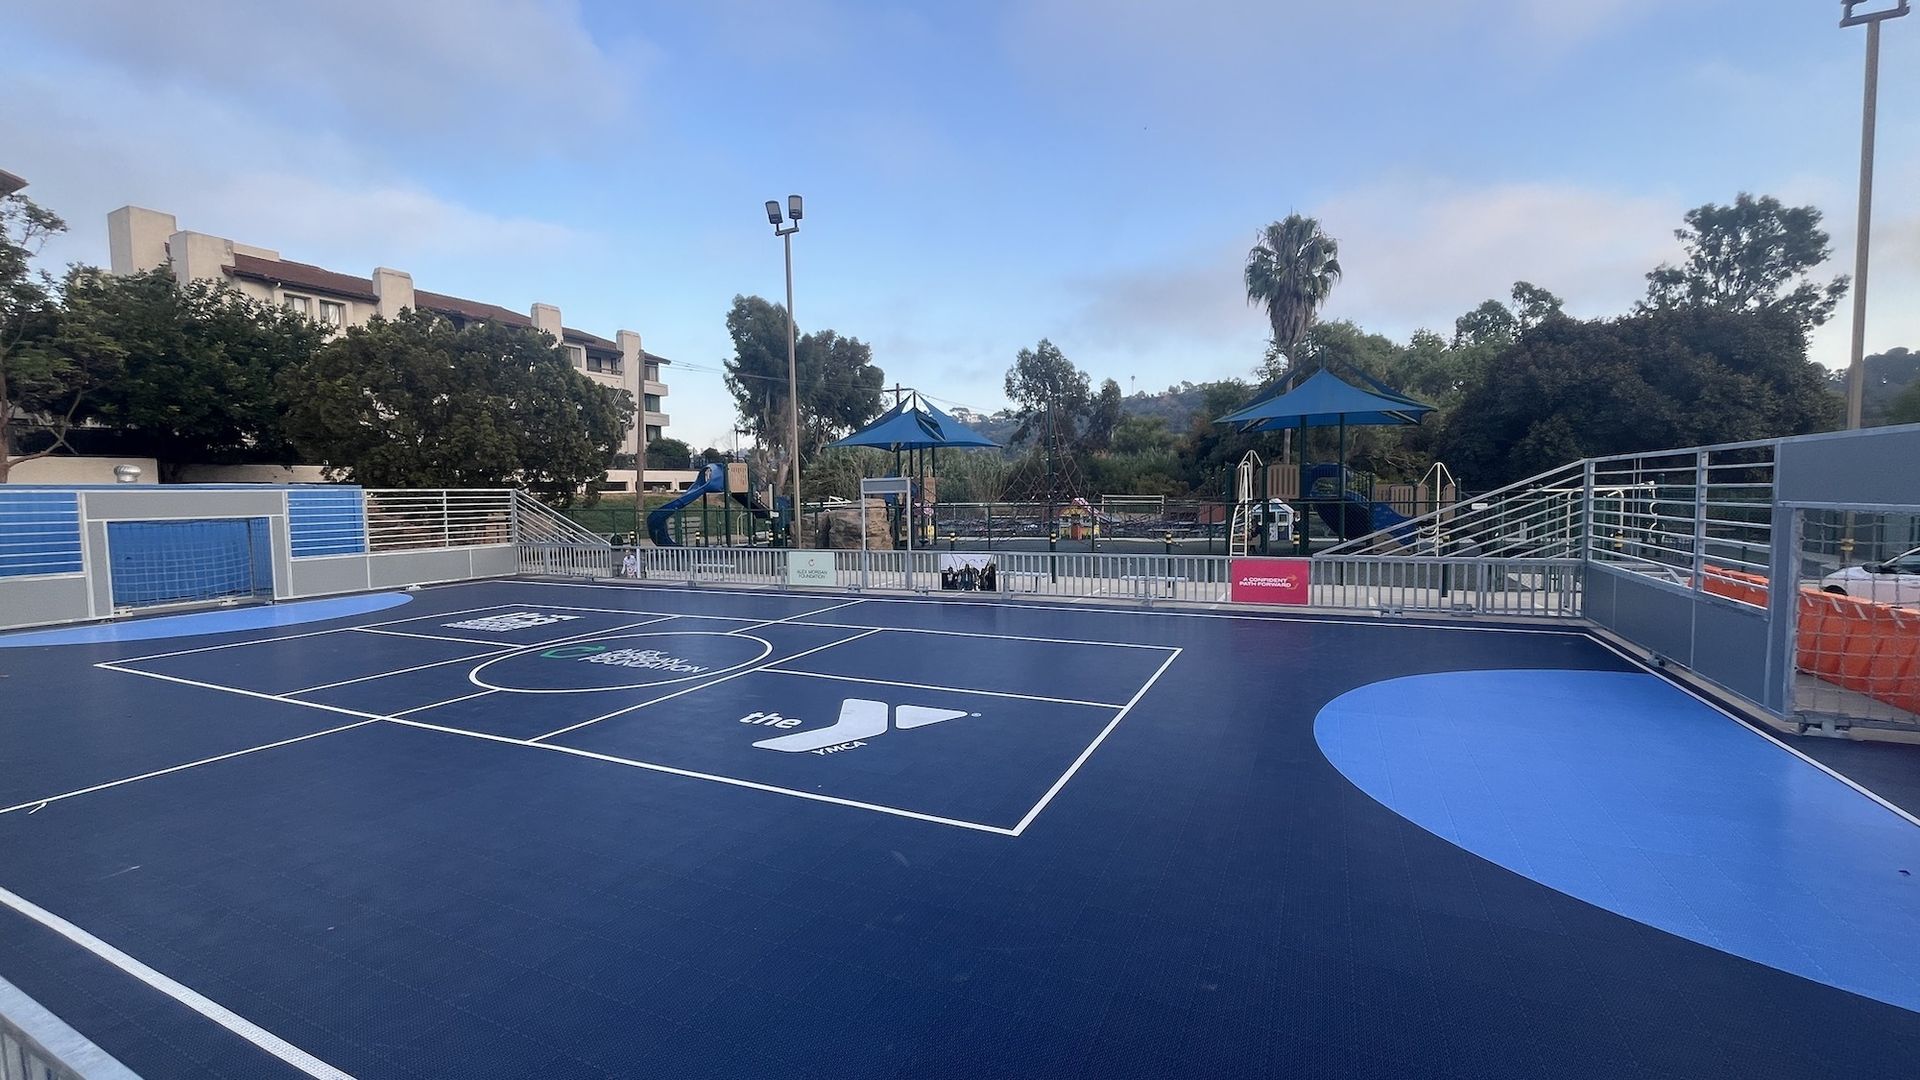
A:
[
  {"xmin": 1439, "ymin": 305, "xmax": 1841, "ymax": 486},
  {"xmin": 1, "ymin": 194, "xmax": 124, "ymax": 481},
  {"xmin": 1641, "ymin": 193, "xmax": 1849, "ymax": 331},
  {"xmin": 281, "ymin": 310, "xmax": 632, "ymax": 504},
  {"xmin": 646, "ymin": 436, "xmax": 693, "ymax": 469},
  {"xmin": 72, "ymin": 268, "xmax": 326, "ymax": 476},
  {"xmin": 1245, "ymin": 214, "xmax": 1342, "ymax": 381},
  {"xmin": 1085, "ymin": 378, "xmax": 1124, "ymax": 452},
  {"xmin": 1886, "ymin": 379, "xmax": 1920, "ymax": 427},
  {"xmin": 721, "ymin": 296, "xmax": 884, "ymax": 476},
  {"xmin": 1002, "ymin": 338, "xmax": 1091, "ymax": 445}
]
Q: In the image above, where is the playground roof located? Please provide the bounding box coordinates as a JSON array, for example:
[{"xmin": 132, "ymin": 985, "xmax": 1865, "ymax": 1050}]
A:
[
  {"xmin": 1216, "ymin": 368, "xmax": 1434, "ymax": 431},
  {"xmin": 828, "ymin": 392, "xmax": 1001, "ymax": 451}
]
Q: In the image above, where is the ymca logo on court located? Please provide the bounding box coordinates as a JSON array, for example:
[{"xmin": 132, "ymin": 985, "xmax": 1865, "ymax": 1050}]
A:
[{"xmin": 746, "ymin": 698, "xmax": 977, "ymax": 755}]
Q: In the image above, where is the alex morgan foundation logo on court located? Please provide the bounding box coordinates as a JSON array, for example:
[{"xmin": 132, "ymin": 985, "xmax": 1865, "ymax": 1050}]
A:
[
  {"xmin": 539, "ymin": 644, "xmax": 710, "ymax": 673},
  {"xmin": 1229, "ymin": 557, "xmax": 1311, "ymax": 605}
]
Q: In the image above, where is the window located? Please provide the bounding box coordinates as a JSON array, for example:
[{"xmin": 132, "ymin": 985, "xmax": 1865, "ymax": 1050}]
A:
[
  {"xmin": 644, "ymin": 363, "xmax": 660, "ymax": 382},
  {"xmin": 644, "ymin": 394, "xmax": 662, "ymax": 412},
  {"xmin": 319, "ymin": 300, "xmax": 345, "ymax": 327},
  {"xmin": 565, "ymin": 344, "xmax": 586, "ymax": 368},
  {"xmin": 646, "ymin": 425, "xmax": 663, "ymax": 442},
  {"xmin": 284, "ymin": 294, "xmax": 311, "ymax": 315}
]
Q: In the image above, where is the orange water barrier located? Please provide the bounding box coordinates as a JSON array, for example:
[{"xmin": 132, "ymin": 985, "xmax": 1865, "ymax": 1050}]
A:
[{"xmin": 1699, "ymin": 565, "xmax": 1920, "ymax": 717}]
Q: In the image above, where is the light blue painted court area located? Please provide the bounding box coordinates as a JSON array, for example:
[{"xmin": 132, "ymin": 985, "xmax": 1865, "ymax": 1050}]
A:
[
  {"xmin": 1314, "ymin": 669, "xmax": 1920, "ymax": 1015},
  {"xmin": 0, "ymin": 592, "xmax": 411, "ymax": 648}
]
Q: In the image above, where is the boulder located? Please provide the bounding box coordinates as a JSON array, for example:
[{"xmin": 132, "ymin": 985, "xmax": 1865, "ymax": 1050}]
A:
[{"xmin": 817, "ymin": 506, "xmax": 893, "ymax": 550}]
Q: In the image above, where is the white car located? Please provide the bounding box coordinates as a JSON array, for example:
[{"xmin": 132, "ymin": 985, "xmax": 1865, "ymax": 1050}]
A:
[{"xmin": 1821, "ymin": 546, "xmax": 1920, "ymax": 608}]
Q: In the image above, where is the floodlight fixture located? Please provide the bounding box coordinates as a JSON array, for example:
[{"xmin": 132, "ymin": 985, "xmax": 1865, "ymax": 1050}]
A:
[
  {"xmin": 766, "ymin": 200, "xmax": 783, "ymax": 225},
  {"xmin": 787, "ymin": 194, "xmax": 803, "ymax": 221},
  {"xmin": 1842, "ymin": 1, "xmax": 1910, "ymax": 28}
]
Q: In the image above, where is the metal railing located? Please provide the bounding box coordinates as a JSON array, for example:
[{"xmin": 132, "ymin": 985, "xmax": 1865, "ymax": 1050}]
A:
[
  {"xmin": 1588, "ymin": 441, "xmax": 1775, "ymax": 584},
  {"xmin": 515, "ymin": 542, "xmax": 1584, "ymax": 617},
  {"xmin": 510, "ymin": 491, "xmax": 609, "ymax": 548},
  {"xmin": 365, "ymin": 489, "xmax": 515, "ymax": 552},
  {"xmin": 644, "ymin": 545, "xmax": 786, "ymax": 586},
  {"xmin": 1325, "ymin": 460, "xmax": 1589, "ymax": 558},
  {"xmin": 1327, "ymin": 438, "xmax": 1778, "ymax": 606},
  {"xmin": 1316, "ymin": 556, "xmax": 1583, "ymax": 617},
  {"xmin": 518, "ymin": 541, "xmax": 617, "ymax": 578}
]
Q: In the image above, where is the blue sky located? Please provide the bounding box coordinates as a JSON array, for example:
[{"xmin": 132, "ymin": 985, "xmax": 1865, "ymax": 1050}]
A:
[{"xmin": 8, "ymin": 1, "xmax": 1918, "ymax": 449}]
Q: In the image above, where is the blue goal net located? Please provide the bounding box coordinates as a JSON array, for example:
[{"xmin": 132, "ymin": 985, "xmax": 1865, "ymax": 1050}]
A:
[{"xmin": 106, "ymin": 518, "xmax": 274, "ymax": 610}]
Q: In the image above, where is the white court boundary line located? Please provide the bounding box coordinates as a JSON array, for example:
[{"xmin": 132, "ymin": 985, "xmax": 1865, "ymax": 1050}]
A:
[
  {"xmin": 759, "ymin": 668, "xmax": 1126, "ymax": 710},
  {"xmin": 731, "ymin": 598, "xmax": 866, "ymax": 633},
  {"xmin": 285, "ymin": 649, "xmax": 517, "ymax": 696},
  {"xmin": 788, "ymin": 620, "xmax": 1178, "ymax": 651},
  {"xmin": 351, "ymin": 627, "xmax": 534, "ymax": 648},
  {"xmin": 394, "ymin": 688, "xmax": 498, "ymax": 716},
  {"xmin": 80, "ymin": 659, "xmax": 1016, "ymax": 835},
  {"xmin": 1012, "ymin": 647, "xmax": 1182, "ymax": 834},
  {"xmin": 107, "ymin": 601, "xmax": 519, "ymax": 663},
  {"xmin": 1585, "ymin": 636, "xmax": 1920, "ymax": 831},
  {"xmin": 0, "ymin": 719, "xmax": 379, "ymax": 817},
  {"xmin": 0, "ymin": 887, "xmax": 353, "ymax": 1079}
]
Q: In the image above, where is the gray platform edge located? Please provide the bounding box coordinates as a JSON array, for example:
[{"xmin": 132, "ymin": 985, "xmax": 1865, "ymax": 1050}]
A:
[{"xmin": 0, "ymin": 973, "xmax": 140, "ymax": 1080}]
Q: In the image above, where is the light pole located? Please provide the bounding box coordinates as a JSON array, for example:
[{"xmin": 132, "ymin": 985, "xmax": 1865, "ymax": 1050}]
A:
[
  {"xmin": 1841, "ymin": 0, "xmax": 1909, "ymax": 429},
  {"xmin": 766, "ymin": 195, "xmax": 805, "ymax": 546}
]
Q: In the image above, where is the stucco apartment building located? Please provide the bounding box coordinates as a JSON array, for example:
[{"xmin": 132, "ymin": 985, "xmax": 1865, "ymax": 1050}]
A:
[{"xmin": 105, "ymin": 206, "xmax": 671, "ymax": 491}]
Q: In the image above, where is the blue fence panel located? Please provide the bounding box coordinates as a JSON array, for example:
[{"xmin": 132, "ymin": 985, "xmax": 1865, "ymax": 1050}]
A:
[
  {"xmin": 288, "ymin": 487, "xmax": 367, "ymax": 557},
  {"xmin": 0, "ymin": 490, "xmax": 84, "ymax": 578},
  {"xmin": 106, "ymin": 518, "xmax": 273, "ymax": 608}
]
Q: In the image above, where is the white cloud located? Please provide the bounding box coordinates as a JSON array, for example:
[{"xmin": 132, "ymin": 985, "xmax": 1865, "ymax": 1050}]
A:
[
  {"xmin": 3, "ymin": 70, "xmax": 584, "ymax": 280},
  {"xmin": 1316, "ymin": 179, "xmax": 1683, "ymax": 333},
  {"xmin": 10, "ymin": 0, "xmax": 641, "ymax": 141}
]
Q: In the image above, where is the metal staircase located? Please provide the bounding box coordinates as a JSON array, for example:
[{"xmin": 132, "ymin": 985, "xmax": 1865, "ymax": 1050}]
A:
[{"xmin": 511, "ymin": 491, "xmax": 610, "ymax": 548}]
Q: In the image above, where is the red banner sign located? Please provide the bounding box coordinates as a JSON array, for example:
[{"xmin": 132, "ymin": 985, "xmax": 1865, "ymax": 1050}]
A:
[{"xmin": 1229, "ymin": 557, "xmax": 1311, "ymax": 605}]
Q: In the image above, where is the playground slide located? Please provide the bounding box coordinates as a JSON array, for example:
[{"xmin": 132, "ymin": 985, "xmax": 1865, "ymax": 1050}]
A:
[
  {"xmin": 729, "ymin": 488, "xmax": 773, "ymax": 520},
  {"xmin": 646, "ymin": 463, "xmax": 725, "ymax": 547},
  {"xmin": 1304, "ymin": 464, "xmax": 1415, "ymax": 541}
]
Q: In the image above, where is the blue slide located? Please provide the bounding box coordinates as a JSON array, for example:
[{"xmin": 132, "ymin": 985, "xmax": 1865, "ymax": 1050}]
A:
[
  {"xmin": 1305, "ymin": 463, "xmax": 1414, "ymax": 540},
  {"xmin": 646, "ymin": 463, "xmax": 725, "ymax": 547}
]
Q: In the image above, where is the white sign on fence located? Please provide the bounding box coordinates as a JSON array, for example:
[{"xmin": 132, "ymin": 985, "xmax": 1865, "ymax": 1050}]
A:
[
  {"xmin": 859, "ymin": 477, "xmax": 912, "ymax": 496},
  {"xmin": 786, "ymin": 550, "xmax": 837, "ymax": 587}
]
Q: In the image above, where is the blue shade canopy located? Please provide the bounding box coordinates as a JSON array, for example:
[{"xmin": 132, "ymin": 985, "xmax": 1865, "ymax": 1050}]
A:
[
  {"xmin": 1216, "ymin": 368, "xmax": 1434, "ymax": 431},
  {"xmin": 828, "ymin": 392, "xmax": 1001, "ymax": 451}
]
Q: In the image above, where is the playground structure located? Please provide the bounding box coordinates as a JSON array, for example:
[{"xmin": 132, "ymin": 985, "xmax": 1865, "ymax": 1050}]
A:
[{"xmin": 645, "ymin": 461, "xmax": 778, "ymax": 548}]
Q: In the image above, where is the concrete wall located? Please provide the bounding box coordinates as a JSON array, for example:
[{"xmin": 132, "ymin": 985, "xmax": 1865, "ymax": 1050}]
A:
[
  {"xmin": 175, "ymin": 464, "xmax": 331, "ymax": 484},
  {"xmin": 0, "ymin": 486, "xmax": 518, "ymax": 631},
  {"xmin": 7, "ymin": 457, "xmax": 158, "ymax": 484},
  {"xmin": 106, "ymin": 206, "xmax": 175, "ymax": 274}
]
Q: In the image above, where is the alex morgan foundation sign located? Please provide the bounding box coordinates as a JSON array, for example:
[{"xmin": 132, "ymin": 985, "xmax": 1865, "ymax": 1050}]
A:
[{"xmin": 1229, "ymin": 557, "xmax": 1311, "ymax": 605}]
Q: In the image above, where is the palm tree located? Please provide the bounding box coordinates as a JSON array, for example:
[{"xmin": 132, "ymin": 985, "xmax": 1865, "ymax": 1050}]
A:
[{"xmin": 1244, "ymin": 214, "xmax": 1342, "ymax": 384}]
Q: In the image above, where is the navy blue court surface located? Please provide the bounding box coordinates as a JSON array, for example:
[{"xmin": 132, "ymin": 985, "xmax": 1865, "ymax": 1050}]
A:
[{"xmin": 2, "ymin": 579, "xmax": 1918, "ymax": 1079}]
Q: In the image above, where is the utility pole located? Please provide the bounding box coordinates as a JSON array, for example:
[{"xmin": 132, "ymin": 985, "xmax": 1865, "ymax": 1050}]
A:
[{"xmin": 1841, "ymin": 0, "xmax": 1909, "ymax": 429}]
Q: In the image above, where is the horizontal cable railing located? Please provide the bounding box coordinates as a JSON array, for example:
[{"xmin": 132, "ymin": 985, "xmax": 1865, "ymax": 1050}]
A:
[{"xmin": 365, "ymin": 489, "xmax": 515, "ymax": 552}]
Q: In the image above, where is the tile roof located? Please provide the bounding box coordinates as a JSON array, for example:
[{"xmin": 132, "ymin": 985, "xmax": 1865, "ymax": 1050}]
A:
[
  {"xmin": 562, "ymin": 326, "xmax": 620, "ymax": 353},
  {"xmin": 227, "ymin": 253, "xmax": 378, "ymax": 302},
  {"xmin": 412, "ymin": 289, "xmax": 534, "ymax": 328}
]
